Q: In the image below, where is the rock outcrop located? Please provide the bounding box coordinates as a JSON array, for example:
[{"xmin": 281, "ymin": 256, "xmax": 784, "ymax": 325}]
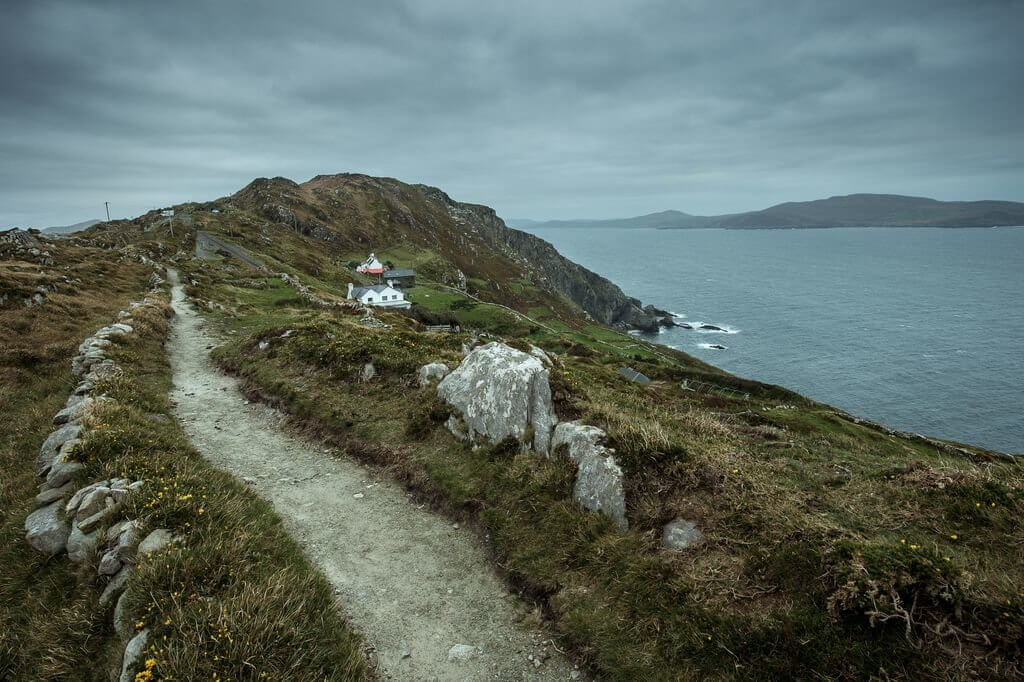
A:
[
  {"xmin": 417, "ymin": 362, "xmax": 449, "ymax": 388},
  {"xmin": 662, "ymin": 519, "xmax": 704, "ymax": 550},
  {"xmin": 551, "ymin": 421, "xmax": 628, "ymax": 531},
  {"xmin": 25, "ymin": 501, "xmax": 71, "ymax": 555},
  {"xmin": 437, "ymin": 342, "xmax": 557, "ymax": 454},
  {"xmin": 463, "ymin": 206, "xmax": 661, "ymax": 330}
]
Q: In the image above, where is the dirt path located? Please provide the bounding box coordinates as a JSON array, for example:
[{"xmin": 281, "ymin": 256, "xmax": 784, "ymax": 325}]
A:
[{"xmin": 166, "ymin": 271, "xmax": 582, "ymax": 681}]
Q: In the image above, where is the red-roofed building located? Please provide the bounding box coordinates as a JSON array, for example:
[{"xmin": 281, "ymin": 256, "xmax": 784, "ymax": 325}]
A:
[{"xmin": 355, "ymin": 253, "xmax": 385, "ymax": 274}]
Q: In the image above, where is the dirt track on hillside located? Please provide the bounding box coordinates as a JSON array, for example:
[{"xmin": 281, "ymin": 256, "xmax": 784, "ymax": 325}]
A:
[{"xmin": 165, "ymin": 270, "xmax": 582, "ymax": 681}]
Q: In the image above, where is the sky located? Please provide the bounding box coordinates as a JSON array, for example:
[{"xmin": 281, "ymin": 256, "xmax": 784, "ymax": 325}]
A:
[{"xmin": 2, "ymin": 0, "xmax": 1022, "ymax": 228}]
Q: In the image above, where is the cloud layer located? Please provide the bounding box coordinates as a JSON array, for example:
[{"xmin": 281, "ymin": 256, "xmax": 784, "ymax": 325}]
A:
[{"xmin": 2, "ymin": 0, "xmax": 1022, "ymax": 226}]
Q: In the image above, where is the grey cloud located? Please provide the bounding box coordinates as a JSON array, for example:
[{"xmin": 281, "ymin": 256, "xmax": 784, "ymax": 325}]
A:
[{"xmin": 1, "ymin": 0, "xmax": 1022, "ymax": 227}]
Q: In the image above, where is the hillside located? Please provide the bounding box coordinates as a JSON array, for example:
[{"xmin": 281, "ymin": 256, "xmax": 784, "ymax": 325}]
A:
[
  {"xmin": 3, "ymin": 174, "xmax": 1021, "ymax": 681},
  {"xmin": 516, "ymin": 193, "xmax": 1024, "ymax": 230}
]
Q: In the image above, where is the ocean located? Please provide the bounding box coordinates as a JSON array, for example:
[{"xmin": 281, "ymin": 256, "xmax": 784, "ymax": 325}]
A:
[{"xmin": 526, "ymin": 225, "xmax": 1024, "ymax": 454}]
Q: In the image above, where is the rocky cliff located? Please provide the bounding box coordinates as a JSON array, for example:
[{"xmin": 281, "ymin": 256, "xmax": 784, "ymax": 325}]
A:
[{"xmin": 413, "ymin": 185, "xmax": 661, "ymax": 330}]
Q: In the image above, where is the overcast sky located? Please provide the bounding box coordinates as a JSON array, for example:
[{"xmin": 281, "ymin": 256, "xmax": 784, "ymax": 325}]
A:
[{"xmin": 2, "ymin": 0, "xmax": 1022, "ymax": 228}]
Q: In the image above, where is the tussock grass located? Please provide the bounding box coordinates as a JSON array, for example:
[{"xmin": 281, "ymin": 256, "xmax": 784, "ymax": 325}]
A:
[{"xmin": 208, "ymin": 297, "xmax": 1023, "ymax": 680}]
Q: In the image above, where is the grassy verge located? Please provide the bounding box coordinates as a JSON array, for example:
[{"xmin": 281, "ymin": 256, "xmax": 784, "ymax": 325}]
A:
[
  {"xmin": 202, "ymin": 268, "xmax": 1022, "ymax": 680},
  {"xmin": 0, "ymin": 246, "xmax": 370, "ymax": 680}
]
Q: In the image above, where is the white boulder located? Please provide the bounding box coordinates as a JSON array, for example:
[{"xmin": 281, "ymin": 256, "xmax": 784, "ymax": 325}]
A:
[
  {"xmin": 437, "ymin": 342, "xmax": 557, "ymax": 454},
  {"xmin": 417, "ymin": 362, "xmax": 449, "ymax": 388},
  {"xmin": 551, "ymin": 421, "xmax": 628, "ymax": 531}
]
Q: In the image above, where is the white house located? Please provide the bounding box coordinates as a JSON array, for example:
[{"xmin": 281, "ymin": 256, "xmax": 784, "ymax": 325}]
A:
[
  {"xmin": 347, "ymin": 281, "xmax": 411, "ymax": 309},
  {"xmin": 356, "ymin": 253, "xmax": 386, "ymax": 274}
]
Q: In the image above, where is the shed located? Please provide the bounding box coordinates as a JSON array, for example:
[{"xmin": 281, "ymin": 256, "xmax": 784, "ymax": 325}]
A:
[{"xmin": 381, "ymin": 268, "xmax": 416, "ymax": 287}]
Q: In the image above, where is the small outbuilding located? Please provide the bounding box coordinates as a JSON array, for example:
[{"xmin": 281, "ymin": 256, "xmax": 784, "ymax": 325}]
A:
[
  {"xmin": 356, "ymin": 253, "xmax": 386, "ymax": 275},
  {"xmin": 347, "ymin": 281, "xmax": 411, "ymax": 309},
  {"xmin": 381, "ymin": 268, "xmax": 416, "ymax": 288}
]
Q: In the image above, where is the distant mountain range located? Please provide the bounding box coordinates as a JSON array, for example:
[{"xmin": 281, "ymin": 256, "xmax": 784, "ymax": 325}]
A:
[
  {"xmin": 41, "ymin": 219, "xmax": 101, "ymax": 235},
  {"xmin": 512, "ymin": 194, "xmax": 1024, "ymax": 230}
]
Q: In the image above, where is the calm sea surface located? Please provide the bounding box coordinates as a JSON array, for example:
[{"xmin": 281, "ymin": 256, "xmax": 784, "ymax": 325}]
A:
[{"xmin": 527, "ymin": 226, "xmax": 1024, "ymax": 454}]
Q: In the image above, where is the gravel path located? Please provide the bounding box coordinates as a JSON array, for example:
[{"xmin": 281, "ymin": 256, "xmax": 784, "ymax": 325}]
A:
[{"xmin": 166, "ymin": 271, "xmax": 582, "ymax": 681}]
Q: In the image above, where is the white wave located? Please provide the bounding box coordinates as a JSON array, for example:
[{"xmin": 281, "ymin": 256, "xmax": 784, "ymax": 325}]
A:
[
  {"xmin": 698, "ymin": 342, "xmax": 728, "ymax": 350},
  {"xmin": 690, "ymin": 321, "xmax": 740, "ymax": 334}
]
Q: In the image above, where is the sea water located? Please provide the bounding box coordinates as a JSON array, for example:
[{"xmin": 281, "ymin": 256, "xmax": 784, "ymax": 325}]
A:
[{"xmin": 526, "ymin": 225, "xmax": 1024, "ymax": 454}]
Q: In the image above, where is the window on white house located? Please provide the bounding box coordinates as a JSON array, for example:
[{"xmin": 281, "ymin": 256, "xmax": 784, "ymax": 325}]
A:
[{"xmin": 367, "ymin": 296, "xmax": 374, "ymax": 302}]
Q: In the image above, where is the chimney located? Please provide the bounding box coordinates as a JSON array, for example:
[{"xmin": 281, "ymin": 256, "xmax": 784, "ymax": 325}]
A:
[{"xmin": 347, "ymin": 283, "xmax": 354, "ymax": 298}]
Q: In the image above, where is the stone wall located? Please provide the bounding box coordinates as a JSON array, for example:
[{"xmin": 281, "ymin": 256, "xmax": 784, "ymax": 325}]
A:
[{"xmin": 23, "ymin": 270, "xmax": 177, "ymax": 681}]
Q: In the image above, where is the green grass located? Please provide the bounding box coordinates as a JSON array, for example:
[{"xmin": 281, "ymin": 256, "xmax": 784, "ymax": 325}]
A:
[{"xmin": 205, "ymin": 296, "xmax": 1023, "ymax": 680}]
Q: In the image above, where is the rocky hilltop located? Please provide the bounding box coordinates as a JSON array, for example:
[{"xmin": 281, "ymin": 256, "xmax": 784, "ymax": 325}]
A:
[{"xmin": 223, "ymin": 174, "xmax": 663, "ymax": 330}]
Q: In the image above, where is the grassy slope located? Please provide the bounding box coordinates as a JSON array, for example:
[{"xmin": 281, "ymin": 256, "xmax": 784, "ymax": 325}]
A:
[
  {"xmin": 191, "ymin": 258, "xmax": 1022, "ymax": 681},
  {"xmin": 0, "ymin": 242, "xmax": 369, "ymax": 680}
]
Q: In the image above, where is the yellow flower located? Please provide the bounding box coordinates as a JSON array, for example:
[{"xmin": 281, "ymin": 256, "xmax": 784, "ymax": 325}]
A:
[
  {"xmin": 899, "ymin": 539, "xmax": 906, "ymax": 544},
  {"xmin": 198, "ymin": 508, "xmax": 206, "ymax": 515},
  {"xmin": 950, "ymin": 533, "xmax": 959, "ymax": 540}
]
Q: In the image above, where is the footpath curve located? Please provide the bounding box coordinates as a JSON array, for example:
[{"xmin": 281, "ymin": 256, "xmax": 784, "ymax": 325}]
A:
[{"xmin": 166, "ymin": 270, "xmax": 582, "ymax": 681}]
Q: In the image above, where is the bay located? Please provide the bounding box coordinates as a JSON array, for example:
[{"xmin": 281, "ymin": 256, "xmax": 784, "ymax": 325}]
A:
[{"xmin": 526, "ymin": 225, "xmax": 1024, "ymax": 454}]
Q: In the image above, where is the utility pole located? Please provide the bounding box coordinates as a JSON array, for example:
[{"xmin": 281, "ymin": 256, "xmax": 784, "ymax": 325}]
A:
[{"xmin": 104, "ymin": 202, "xmax": 110, "ymax": 221}]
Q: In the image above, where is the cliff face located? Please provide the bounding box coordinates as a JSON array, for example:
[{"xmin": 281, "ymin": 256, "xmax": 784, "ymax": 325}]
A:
[
  {"xmin": 414, "ymin": 186, "xmax": 659, "ymax": 330},
  {"xmin": 225, "ymin": 174, "xmax": 661, "ymax": 330}
]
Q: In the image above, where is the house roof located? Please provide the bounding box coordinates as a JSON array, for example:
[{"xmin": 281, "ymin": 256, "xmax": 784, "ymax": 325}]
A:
[
  {"xmin": 382, "ymin": 268, "xmax": 415, "ymax": 278},
  {"xmin": 351, "ymin": 284, "xmax": 393, "ymax": 298}
]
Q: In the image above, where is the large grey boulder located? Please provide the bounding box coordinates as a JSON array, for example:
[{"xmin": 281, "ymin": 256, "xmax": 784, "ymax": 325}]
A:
[
  {"xmin": 573, "ymin": 450, "xmax": 628, "ymax": 531},
  {"xmin": 119, "ymin": 629, "xmax": 149, "ymax": 682},
  {"xmin": 662, "ymin": 519, "xmax": 704, "ymax": 550},
  {"xmin": 138, "ymin": 528, "xmax": 174, "ymax": 556},
  {"xmin": 551, "ymin": 421, "xmax": 628, "ymax": 531},
  {"xmin": 66, "ymin": 525, "xmax": 100, "ymax": 563},
  {"xmin": 113, "ymin": 590, "xmax": 133, "ymax": 640},
  {"xmin": 100, "ymin": 566, "xmax": 133, "ymax": 607},
  {"xmin": 417, "ymin": 362, "xmax": 449, "ymax": 388},
  {"xmin": 25, "ymin": 501, "xmax": 70, "ymax": 555},
  {"xmin": 53, "ymin": 397, "xmax": 94, "ymax": 425},
  {"xmin": 437, "ymin": 342, "xmax": 557, "ymax": 454},
  {"xmin": 36, "ymin": 423, "xmax": 82, "ymax": 475},
  {"xmin": 72, "ymin": 485, "xmax": 113, "ymax": 521},
  {"xmin": 35, "ymin": 481, "xmax": 73, "ymax": 507},
  {"xmin": 45, "ymin": 455, "xmax": 85, "ymax": 489}
]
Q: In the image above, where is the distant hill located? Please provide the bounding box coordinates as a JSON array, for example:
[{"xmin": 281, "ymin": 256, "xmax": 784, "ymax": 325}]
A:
[
  {"xmin": 515, "ymin": 194, "xmax": 1024, "ymax": 230},
  {"xmin": 42, "ymin": 219, "xmax": 101, "ymax": 235},
  {"xmin": 513, "ymin": 209, "xmax": 705, "ymax": 229}
]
